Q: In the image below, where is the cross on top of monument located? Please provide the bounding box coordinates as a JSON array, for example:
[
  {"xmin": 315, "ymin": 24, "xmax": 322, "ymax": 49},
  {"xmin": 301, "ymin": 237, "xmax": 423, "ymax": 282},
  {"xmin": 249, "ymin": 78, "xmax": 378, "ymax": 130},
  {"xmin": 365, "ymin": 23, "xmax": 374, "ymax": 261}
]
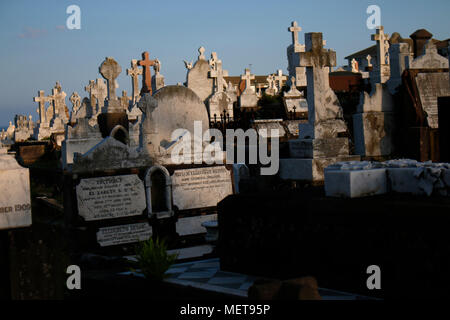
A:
[
  {"xmin": 138, "ymin": 51, "xmax": 157, "ymax": 95},
  {"xmin": 371, "ymin": 26, "xmax": 390, "ymax": 44},
  {"xmin": 210, "ymin": 60, "xmax": 229, "ymax": 93},
  {"xmin": 289, "ymin": 21, "xmax": 302, "ymax": 45},
  {"xmin": 241, "ymin": 68, "xmax": 255, "ymax": 92},
  {"xmin": 274, "ymin": 69, "xmax": 287, "ymax": 86},
  {"xmin": 99, "ymin": 57, "xmax": 122, "ymax": 100},
  {"xmin": 127, "ymin": 59, "xmax": 142, "ymax": 77},
  {"xmin": 209, "ymin": 52, "xmax": 221, "ymax": 69},
  {"xmin": 34, "ymin": 90, "xmax": 52, "ymax": 123},
  {"xmin": 34, "ymin": 90, "xmax": 50, "ymax": 104},
  {"xmin": 85, "ymin": 80, "xmax": 95, "ymax": 96},
  {"xmin": 371, "ymin": 26, "xmax": 390, "ymax": 65},
  {"xmin": 299, "ymin": 33, "xmax": 336, "ymax": 69}
]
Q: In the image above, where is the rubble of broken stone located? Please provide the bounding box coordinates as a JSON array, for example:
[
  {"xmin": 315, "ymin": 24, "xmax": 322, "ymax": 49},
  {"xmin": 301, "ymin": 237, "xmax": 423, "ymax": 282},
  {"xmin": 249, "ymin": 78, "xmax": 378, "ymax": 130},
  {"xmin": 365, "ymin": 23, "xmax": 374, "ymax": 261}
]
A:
[{"xmin": 325, "ymin": 159, "xmax": 450, "ymax": 197}]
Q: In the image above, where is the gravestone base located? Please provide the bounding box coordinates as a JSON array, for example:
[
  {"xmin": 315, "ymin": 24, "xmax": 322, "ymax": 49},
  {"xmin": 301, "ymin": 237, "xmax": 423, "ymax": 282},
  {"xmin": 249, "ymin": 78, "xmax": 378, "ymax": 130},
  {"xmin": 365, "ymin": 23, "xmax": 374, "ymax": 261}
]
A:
[
  {"xmin": 34, "ymin": 125, "xmax": 51, "ymax": 141},
  {"xmin": 299, "ymin": 120, "xmax": 348, "ymax": 139},
  {"xmin": 353, "ymin": 112, "xmax": 395, "ymax": 157},
  {"xmin": 239, "ymin": 93, "xmax": 259, "ymax": 109},
  {"xmin": 289, "ymin": 137, "xmax": 349, "ymax": 158},
  {"xmin": 324, "ymin": 168, "xmax": 387, "ymax": 198},
  {"xmin": 97, "ymin": 113, "xmax": 129, "ymax": 138},
  {"xmin": 279, "ymin": 155, "xmax": 360, "ymax": 183}
]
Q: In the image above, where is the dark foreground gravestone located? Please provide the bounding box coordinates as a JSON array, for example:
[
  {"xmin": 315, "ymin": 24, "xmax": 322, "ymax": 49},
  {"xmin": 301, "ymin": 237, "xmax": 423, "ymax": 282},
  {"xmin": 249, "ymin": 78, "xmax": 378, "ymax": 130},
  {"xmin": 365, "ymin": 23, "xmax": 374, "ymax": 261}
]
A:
[
  {"xmin": 0, "ymin": 152, "xmax": 32, "ymax": 299},
  {"xmin": 218, "ymin": 189, "xmax": 450, "ymax": 299}
]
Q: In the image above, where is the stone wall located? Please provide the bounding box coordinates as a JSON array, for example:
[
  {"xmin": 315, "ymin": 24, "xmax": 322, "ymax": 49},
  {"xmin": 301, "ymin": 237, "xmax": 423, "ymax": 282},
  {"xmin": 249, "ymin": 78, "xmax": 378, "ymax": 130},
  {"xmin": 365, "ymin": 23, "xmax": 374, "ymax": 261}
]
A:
[{"xmin": 218, "ymin": 190, "xmax": 450, "ymax": 299}]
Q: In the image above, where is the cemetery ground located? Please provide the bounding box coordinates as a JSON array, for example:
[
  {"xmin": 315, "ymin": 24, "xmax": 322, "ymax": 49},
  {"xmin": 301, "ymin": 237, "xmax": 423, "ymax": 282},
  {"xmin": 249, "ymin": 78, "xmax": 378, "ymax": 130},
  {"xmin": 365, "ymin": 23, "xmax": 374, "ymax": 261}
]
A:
[{"xmin": 2, "ymin": 149, "xmax": 450, "ymax": 301}]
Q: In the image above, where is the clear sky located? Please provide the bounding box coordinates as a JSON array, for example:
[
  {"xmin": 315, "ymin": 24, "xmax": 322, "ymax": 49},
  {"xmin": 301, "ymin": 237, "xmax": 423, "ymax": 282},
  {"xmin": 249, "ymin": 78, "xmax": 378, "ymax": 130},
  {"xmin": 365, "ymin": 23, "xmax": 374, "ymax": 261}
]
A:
[{"xmin": 0, "ymin": 0, "xmax": 449, "ymax": 128}]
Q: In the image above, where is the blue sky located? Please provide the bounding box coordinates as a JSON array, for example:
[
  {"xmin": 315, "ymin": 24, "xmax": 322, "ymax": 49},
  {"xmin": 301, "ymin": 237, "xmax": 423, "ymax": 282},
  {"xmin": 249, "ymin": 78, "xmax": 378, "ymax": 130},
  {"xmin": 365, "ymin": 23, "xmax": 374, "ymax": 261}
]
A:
[{"xmin": 0, "ymin": 0, "xmax": 449, "ymax": 128}]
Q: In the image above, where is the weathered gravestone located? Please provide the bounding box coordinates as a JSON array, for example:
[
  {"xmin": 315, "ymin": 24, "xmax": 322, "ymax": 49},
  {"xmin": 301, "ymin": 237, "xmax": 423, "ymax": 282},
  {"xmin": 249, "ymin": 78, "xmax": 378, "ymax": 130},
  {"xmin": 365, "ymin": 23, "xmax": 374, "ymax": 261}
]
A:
[
  {"xmin": 239, "ymin": 68, "xmax": 259, "ymax": 109},
  {"xmin": 0, "ymin": 152, "xmax": 32, "ymax": 299},
  {"xmin": 67, "ymin": 85, "xmax": 234, "ymax": 251},
  {"xmin": 0, "ymin": 154, "xmax": 32, "ymax": 230},
  {"xmin": 187, "ymin": 47, "xmax": 214, "ymax": 104},
  {"xmin": 279, "ymin": 32, "xmax": 359, "ymax": 183},
  {"xmin": 208, "ymin": 55, "xmax": 234, "ymax": 119},
  {"xmin": 353, "ymin": 83, "xmax": 396, "ymax": 158},
  {"xmin": 283, "ymin": 76, "xmax": 308, "ymax": 118},
  {"xmin": 400, "ymin": 40, "xmax": 450, "ymax": 161}
]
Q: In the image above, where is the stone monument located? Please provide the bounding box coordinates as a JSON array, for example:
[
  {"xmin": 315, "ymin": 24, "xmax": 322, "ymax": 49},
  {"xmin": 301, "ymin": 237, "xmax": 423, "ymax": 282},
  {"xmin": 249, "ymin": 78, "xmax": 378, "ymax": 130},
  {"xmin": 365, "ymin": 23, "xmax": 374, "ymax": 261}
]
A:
[{"xmin": 279, "ymin": 32, "xmax": 359, "ymax": 182}]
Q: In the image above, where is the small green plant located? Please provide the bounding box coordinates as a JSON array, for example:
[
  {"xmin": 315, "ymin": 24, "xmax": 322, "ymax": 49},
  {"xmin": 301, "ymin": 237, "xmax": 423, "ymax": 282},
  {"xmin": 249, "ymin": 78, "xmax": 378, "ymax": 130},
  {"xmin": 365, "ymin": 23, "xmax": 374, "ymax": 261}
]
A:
[{"xmin": 133, "ymin": 237, "xmax": 178, "ymax": 281}]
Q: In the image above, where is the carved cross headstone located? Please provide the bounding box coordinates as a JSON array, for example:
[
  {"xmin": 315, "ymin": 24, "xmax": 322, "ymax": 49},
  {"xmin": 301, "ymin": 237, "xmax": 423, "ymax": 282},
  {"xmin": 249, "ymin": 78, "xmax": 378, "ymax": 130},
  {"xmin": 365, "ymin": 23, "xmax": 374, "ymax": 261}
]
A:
[
  {"xmin": 120, "ymin": 90, "xmax": 130, "ymax": 110},
  {"xmin": 34, "ymin": 90, "xmax": 52, "ymax": 124},
  {"xmin": 209, "ymin": 52, "xmax": 220, "ymax": 69},
  {"xmin": 366, "ymin": 55, "xmax": 372, "ymax": 67},
  {"xmin": 138, "ymin": 52, "xmax": 157, "ymax": 95},
  {"xmin": 52, "ymin": 82, "xmax": 68, "ymax": 121},
  {"xmin": 372, "ymin": 26, "xmax": 390, "ymax": 65},
  {"xmin": 299, "ymin": 32, "xmax": 344, "ymax": 130},
  {"xmin": 241, "ymin": 68, "xmax": 255, "ymax": 93},
  {"xmin": 127, "ymin": 59, "xmax": 143, "ymax": 104},
  {"xmin": 153, "ymin": 59, "xmax": 161, "ymax": 75},
  {"xmin": 99, "ymin": 57, "xmax": 122, "ymax": 100},
  {"xmin": 91, "ymin": 78, "xmax": 108, "ymax": 112},
  {"xmin": 210, "ymin": 60, "xmax": 228, "ymax": 93},
  {"xmin": 85, "ymin": 80, "xmax": 97, "ymax": 109},
  {"xmin": 274, "ymin": 69, "xmax": 287, "ymax": 90},
  {"xmin": 289, "ymin": 21, "xmax": 302, "ymax": 46},
  {"xmin": 70, "ymin": 92, "xmax": 81, "ymax": 113},
  {"xmin": 299, "ymin": 33, "xmax": 336, "ymax": 69},
  {"xmin": 69, "ymin": 92, "xmax": 81, "ymax": 110},
  {"xmin": 371, "ymin": 26, "xmax": 391, "ymax": 83}
]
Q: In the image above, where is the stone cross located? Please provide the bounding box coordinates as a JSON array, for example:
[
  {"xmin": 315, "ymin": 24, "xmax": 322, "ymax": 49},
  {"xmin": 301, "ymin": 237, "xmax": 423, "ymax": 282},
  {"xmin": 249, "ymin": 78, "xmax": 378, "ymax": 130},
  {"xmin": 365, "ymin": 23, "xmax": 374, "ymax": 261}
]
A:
[
  {"xmin": 120, "ymin": 90, "xmax": 130, "ymax": 110},
  {"xmin": 371, "ymin": 26, "xmax": 390, "ymax": 66},
  {"xmin": 366, "ymin": 55, "xmax": 372, "ymax": 67},
  {"xmin": 210, "ymin": 60, "xmax": 228, "ymax": 93},
  {"xmin": 274, "ymin": 69, "xmax": 287, "ymax": 90},
  {"xmin": 34, "ymin": 90, "xmax": 52, "ymax": 124},
  {"xmin": 289, "ymin": 21, "xmax": 302, "ymax": 46},
  {"xmin": 266, "ymin": 74, "xmax": 276, "ymax": 91},
  {"xmin": 241, "ymin": 68, "xmax": 255, "ymax": 93},
  {"xmin": 91, "ymin": 78, "xmax": 108, "ymax": 111},
  {"xmin": 127, "ymin": 59, "xmax": 143, "ymax": 104},
  {"xmin": 153, "ymin": 59, "xmax": 161, "ymax": 75},
  {"xmin": 138, "ymin": 52, "xmax": 157, "ymax": 95},
  {"xmin": 99, "ymin": 57, "xmax": 122, "ymax": 100},
  {"xmin": 209, "ymin": 52, "xmax": 219, "ymax": 69},
  {"xmin": 299, "ymin": 33, "xmax": 336, "ymax": 69},
  {"xmin": 52, "ymin": 82, "xmax": 67, "ymax": 119},
  {"xmin": 85, "ymin": 80, "xmax": 97, "ymax": 108},
  {"xmin": 299, "ymin": 32, "xmax": 340, "ymax": 128},
  {"xmin": 198, "ymin": 46, "xmax": 206, "ymax": 60},
  {"xmin": 70, "ymin": 92, "xmax": 81, "ymax": 113}
]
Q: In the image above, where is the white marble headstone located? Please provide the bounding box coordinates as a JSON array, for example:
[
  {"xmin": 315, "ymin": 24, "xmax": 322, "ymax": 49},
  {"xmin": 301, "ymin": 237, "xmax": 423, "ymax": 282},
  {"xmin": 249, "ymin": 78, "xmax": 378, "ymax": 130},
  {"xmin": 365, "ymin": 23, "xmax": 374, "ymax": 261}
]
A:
[{"xmin": 0, "ymin": 155, "xmax": 32, "ymax": 230}]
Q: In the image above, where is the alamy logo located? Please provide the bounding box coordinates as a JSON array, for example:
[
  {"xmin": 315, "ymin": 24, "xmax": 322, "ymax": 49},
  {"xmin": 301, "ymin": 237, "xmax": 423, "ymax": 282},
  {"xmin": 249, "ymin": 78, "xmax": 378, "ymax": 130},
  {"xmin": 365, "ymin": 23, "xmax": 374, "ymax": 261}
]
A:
[
  {"xmin": 66, "ymin": 265, "xmax": 81, "ymax": 290},
  {"xmin": 366, "ymin": 5, "xmax": 381, "ymax": 30},
  {"xmin": 170, "ymin": 121, "xmax": 279, "ymax": 176},
  {"xmin": 66, "ymin": 5, "xmax": 81, "ymax": 30},
  {"xmin": 366, "ymin": 265, "xmax": 381, "ymax": 290}
]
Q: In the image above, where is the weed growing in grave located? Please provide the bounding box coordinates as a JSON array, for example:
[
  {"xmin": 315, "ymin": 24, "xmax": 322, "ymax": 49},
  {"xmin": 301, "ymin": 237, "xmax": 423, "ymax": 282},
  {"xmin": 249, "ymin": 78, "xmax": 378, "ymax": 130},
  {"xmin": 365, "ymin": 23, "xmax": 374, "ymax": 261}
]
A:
[{"xmin": 132, "ymin": 237, "xmax": 178, "ymax": 281}]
